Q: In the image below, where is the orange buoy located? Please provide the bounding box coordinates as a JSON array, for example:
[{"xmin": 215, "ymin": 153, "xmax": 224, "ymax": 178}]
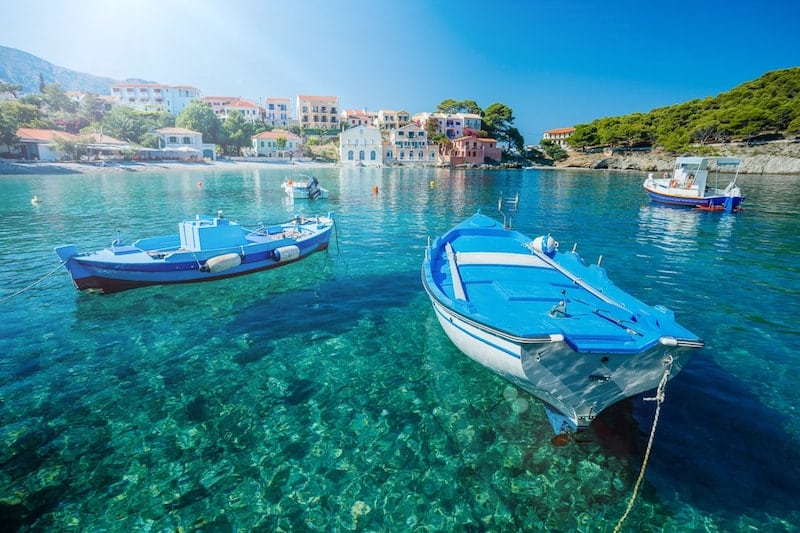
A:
[
  {"xmin": 373, "ymin": 186, "xmax": 379, "ymax": 194},
  {"xmin": 197, "ymin": 182, "xmax": 203, "ymax": 188}
]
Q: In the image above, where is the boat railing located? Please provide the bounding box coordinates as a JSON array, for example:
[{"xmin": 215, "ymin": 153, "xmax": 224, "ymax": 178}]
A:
[{"xmin": 498, "ymin": 193, "xmax": 519, "ymax": 229}]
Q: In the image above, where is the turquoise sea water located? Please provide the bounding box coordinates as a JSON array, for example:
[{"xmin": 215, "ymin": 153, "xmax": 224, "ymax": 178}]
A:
[{"xmin": 1, "ymin": 165, "xmax": 798, "ymax": 532}]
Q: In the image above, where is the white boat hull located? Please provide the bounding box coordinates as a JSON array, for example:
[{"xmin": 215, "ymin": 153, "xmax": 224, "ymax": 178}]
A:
[{"xmin": 429, "ymin": 299, "xmax": 689, "ymax": 432}]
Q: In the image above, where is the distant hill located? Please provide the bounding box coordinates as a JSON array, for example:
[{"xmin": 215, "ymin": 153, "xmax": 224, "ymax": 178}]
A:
[
  {"xmin": 0, "ymin": 45, "xmax": 126, "ymax": 95},
  {"xmin": 568, "ymin": 67, "xmax": 800, "ymax": 151}
]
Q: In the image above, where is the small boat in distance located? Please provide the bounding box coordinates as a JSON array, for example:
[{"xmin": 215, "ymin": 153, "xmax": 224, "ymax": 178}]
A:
[
  {"xmin": 282, "ymin": 175, "xmax": 329, "ymax": 200},
  {"xmin": 55, "ymin": 211, "xmax": 334, "ymax": 294},
  {"xmin": 643, "ymin": 156, "xmax": 744, "ymax": 212},
  {"xmin": 421, "ymin": 196, "xmax": 703, "ymax": 436}
]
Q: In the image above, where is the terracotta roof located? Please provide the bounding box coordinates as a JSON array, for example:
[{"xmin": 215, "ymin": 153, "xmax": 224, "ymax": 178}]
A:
[
  {"xmin": 546, "ymin": 127, "xmax": 575, "ymax": 135},
  {"xmin": 157, "ymin": 127, "xmax": 200, "ymax": 135},
  {"xmin": 252, "ymin": 131, "xmax": 301, "ymax": 140},
  {"xmin": 297, "ymin": 95, "xmax": 338, "ymax": 101},
  {"xmin": 16, "ymin": 128, "xmax": 80, "ymax": 142}
]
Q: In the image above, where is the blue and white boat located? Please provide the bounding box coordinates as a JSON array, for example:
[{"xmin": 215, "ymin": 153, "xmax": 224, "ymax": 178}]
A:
[
  {"xmin": 55, "ymin": 211, "xmax": 334, "ymax": 294},
  {"xmin": 643, "ymin": 156, "xmax": 744, "ymax": 212},
  {"xmin": 282, "ymin": 175, "xmax": 329, "ymax": 200},
  {"xmin": 421, "ymin": 198, "xmax": 703, "ymax": 436}
]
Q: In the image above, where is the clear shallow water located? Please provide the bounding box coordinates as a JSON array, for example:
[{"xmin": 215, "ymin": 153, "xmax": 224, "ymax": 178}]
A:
[{"xmin": 1, "ymin": 166, "xmax": 798, "ymax": 531}]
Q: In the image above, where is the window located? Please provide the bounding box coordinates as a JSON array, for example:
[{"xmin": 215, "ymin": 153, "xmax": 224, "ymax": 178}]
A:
[
  {"xmin": 169, "ymin": 136, "xmax": 177, "ymax": 143},
  {"xmin": 183, "ymin": 137, "xmax": 191, "ymax": 144},
  {"xmin": 359, "ymin": 150, "xmax": 365, "ymax": 160},
  {"xmin": 370, "ymin": 151, "xmax": 376, "ymax": 161},
  {"xmin": 348, "ymin": 150, "xmax": 354, "ymax": 160}
]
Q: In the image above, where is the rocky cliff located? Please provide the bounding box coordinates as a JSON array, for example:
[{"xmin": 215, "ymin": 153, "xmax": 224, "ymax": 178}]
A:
[{"xmin": 556, "ymin": 141, "xmax": 800, "ymax": 174}]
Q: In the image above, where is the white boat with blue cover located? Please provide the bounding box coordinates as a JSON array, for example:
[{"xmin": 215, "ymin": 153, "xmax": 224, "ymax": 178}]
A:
[
  {"xmin": 282, "ymin": 175, "xmax": 329, "ymax": 199},
  {"xmin": 643, "ymin": 156, "xmax": 744, "ymax": 212},
  {"xmin": 421, "ymin": 198, "xmax": 703, "ymax": 436},
  {"xmin": 55, "ymin": 211, "xmax": 334, "ymax": 294}
]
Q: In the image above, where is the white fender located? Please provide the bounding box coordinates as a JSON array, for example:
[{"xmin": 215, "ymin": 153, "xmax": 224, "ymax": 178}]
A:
[{"xmin": 205, "ymin": 253, "xmax": 241, "ymax": 273}]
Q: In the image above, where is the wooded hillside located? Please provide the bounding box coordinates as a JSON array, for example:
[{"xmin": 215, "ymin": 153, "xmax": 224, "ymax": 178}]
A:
[{"xmin": 567, "ymin": 67, "xmax": 800, "ymax": 151}]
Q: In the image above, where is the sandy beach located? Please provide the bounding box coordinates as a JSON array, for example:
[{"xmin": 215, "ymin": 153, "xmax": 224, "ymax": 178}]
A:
[{"xmin": 0, "ymin": 158, "xmax": 337, "ymax": 176}]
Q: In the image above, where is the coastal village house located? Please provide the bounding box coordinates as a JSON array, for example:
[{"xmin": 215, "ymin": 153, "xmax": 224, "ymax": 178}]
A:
[
  {"xmin": 339, "ymin": 125, "xmax": 383, "ymax": 166},
  {"xmin": 12, "ymin": 128, "xmax": 79, "ymax": 161},
  {"xmin": 264, "ymin": 97, "xmax": 294, "ymax": 127},
  {"xmin": 296, "ymin": 95, "xmax": 339, "ymax": 132},
  {"xmin": 341, "ymin": 109, "xmax": 377, "ymax": 128},
  {"xmin": 251, "ymin": 130, "xmax": 301, "ymax": 158},
  {"xmin": 445, "ymin": 136, "xmax": 503, "ymax": 165},
  {"xmin": 385, "ymin": 123, "xmax": 439, "ymax": 166},
  {"xmin": 543, "ymin": 127, "xmax": 575, "ymax": 148},
  {"xmin": 110, "ymin": 83, "xmax": 201, "ymax": 116},
  {"xmin": 156, "ymin": 127, "xmax": 215, "ymax": 160},
  {"xmin": 203, "ymin": 96, "xmax": 262, "ymax": 123},
  {"xmin": 376, "ymin": 110, "xmax": 411, "ymax": 131},
  {"xmin": 413, "ymin": 112, "xmax": 482, "ymax": 139}
]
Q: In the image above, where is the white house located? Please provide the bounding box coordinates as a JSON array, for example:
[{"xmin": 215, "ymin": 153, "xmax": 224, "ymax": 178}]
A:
[
  {"xmin": 111, "ymin": 83, "xmax": 201, "ymax": 116},
  {"xmin": 385, "ymin": 123, "xmax": 439, "ymax": 166},
  {"xmin": 156, "ymin": 127, "xmax": 215, "ymax": 160},
  {"xmin": 339, "ymin": 126, "xmax": 383, "ymax": 166},
  {"xmin": 251, "ymin": 130, "xmax": 302, "ymax": 158}
]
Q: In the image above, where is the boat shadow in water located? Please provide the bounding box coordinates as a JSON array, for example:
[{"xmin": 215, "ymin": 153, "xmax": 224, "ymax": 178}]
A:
[
  {"xmin": 229, "ymin": 269, "xmax": 422, "ymax": 345},
  {"xmin": 608, "ymin": 354, "xmax": 800, "ymax": 523}
]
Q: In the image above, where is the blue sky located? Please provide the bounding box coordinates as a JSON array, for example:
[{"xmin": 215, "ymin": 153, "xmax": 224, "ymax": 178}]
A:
[{"xmin": 2, "ymin": 0, "xmax": 798, "ymax": 143}]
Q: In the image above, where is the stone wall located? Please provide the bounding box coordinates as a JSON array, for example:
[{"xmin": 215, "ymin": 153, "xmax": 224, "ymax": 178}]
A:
[{"xmin": 557, "ymin": 141, "xmax": 800, "ymax": 174}]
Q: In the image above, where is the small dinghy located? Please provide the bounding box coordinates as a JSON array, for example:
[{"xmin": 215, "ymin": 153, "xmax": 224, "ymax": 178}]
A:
[{"xmin": 282, "ymin": 175, "xmax": 329, "ymax": 199}]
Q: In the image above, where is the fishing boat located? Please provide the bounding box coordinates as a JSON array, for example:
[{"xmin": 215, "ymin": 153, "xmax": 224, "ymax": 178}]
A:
[
  {"xmin": 421, "ymin": 196, "xmax": 703, "ymax": 436},
  {"xmin": 643, "ymin": 156, "xmax": 744, "ymax": 212},
  {"xmin": 55, "ymin": 211, "xmax": 335, "ymax": 294},
  {"xmin": 282, "ymin": 175, "xmax": 329, "ymax": 199}
]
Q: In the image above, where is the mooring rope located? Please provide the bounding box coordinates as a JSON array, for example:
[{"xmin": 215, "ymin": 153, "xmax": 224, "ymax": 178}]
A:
[
  {"xmin": 613, "ymin": 355, "xmax": 674, "ymax": 533},
  {"xmin": 0, "ymin": 261, "xmax": 66, "ymax": 303}
]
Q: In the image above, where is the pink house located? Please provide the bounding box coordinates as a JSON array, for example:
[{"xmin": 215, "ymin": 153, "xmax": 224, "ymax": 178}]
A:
[{"xmin": 447, "ymin": 136, "xmax": 502, "ymax": 165}]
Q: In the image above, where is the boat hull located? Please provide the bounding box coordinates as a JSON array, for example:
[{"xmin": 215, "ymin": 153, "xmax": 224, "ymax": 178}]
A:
[
  {"xmin": 422, "ymin": 211, "xmax": 703, "ymax": 434},
  {"xmin": 643, "ymin": 185, "xmax": 744, "ymax": 210},
  {"xmin": 427, "ymin": 297, "xmax": 692, "ymax": 433},
  {"xmin": 56, "ymin": 214, "xmax": 334, "ymax": 294}
]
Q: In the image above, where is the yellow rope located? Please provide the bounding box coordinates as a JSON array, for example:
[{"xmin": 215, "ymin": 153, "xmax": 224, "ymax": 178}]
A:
[
  {"xmin": 0, "ymin": 261, "xmax": 66, "ymax": 303},
  {"xmin": 613, "ymin": 356, "xmax": 673, "ymax": 533}
]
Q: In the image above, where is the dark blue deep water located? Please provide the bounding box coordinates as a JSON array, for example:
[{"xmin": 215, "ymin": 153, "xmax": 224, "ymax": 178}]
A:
[{"xmin": 1, "ymin": 165, "xmax": 798, "ymax": 531}]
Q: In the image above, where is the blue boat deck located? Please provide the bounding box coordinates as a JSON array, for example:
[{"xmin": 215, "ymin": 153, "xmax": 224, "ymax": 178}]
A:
[{"xmin": 432, "ymin": 228, "xmax": 665, "ymax": 354}]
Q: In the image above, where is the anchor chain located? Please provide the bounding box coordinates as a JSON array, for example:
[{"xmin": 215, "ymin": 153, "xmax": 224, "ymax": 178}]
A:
[{"xmin": 613, "ymin": 354, "xmax": 674, "ymax": 533}]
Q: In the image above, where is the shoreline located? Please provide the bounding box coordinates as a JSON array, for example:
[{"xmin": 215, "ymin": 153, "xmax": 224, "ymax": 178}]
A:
[{"xmin": 0, "ymin": 158, "xmax": 338, "ymax": 176}]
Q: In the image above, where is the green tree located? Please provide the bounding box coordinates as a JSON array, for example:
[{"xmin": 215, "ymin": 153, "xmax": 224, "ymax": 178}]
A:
[
  {"xmin": 0, "ymin": 100, "xmax": 45, "ymax": 128},
  {"xmin": 176, "ymin": 100, "xmax": 223, "ymax": 144},
  {"xmin": 482, "ymin": 103, "xmax": 515, "ymax": 144},
  {"xmin": 0, "ymin": 82, "xmax": 22, "ymax": 98},
  {"xmin": 42, "ymin": 83, "xmax": 75, "ymax": 113},
  {"xmin": 541, "ymin": 139, "xmax": 567, "ymax": 161},
  {"xmin": 103, "ymin": 106, "xmax": 147, "ymax": 143},
  {"xmin": 79, "ymin": 93, "xmax": 107, "ymax": 123},
  {"xmin": 436, "ymin": 99, "xmax": 483, "ymax": 115},
  {"xmin": 0, "ymin": 106, "xmax": 20, "ymax": 149},
  {"xmin": 222, "ymin": 110, "xmax": 253, "ymax": 155},
  {"xmin": 52, "ymin": 135, "xmax": 88, "ymax": 161}
]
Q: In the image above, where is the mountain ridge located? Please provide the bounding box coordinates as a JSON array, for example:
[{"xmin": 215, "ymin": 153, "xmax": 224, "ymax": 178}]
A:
[{"xmin": 0, "ymin": 45, "xmax": 155, "ymax": 95}]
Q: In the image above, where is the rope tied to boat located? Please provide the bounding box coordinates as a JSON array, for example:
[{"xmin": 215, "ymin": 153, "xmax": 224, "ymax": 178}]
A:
[
  {"xmin": 613, "ymin": 354, "xmax": 674, "ymax": 533},
  {"xmin": 0, "ymin": 261, "xmax": 66, "ymax": 303}
]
